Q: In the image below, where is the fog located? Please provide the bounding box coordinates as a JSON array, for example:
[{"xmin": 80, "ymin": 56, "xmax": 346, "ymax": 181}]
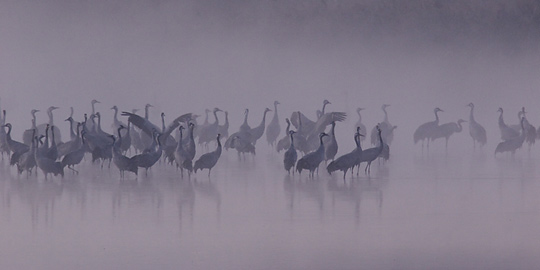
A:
[{"xmin": 1, "ymin": 0, "xmax": 540, "ymax": 269}]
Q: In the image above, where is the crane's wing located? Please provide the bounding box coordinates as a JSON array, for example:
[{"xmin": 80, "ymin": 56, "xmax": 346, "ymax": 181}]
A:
[
  {"xmin": 162, "ymin": 113, "xmax": 193, "ymax": 139},
  {"xmin": 121, "ymin": 112, "xmax": 160, "ymax": 136},
  {"xmin": 290, "ymin": 111, "xmax": 316, "ymax": 133},
  {"xmin": 313, "ymin": 112, "xmax": 347, "ymax": 134}
]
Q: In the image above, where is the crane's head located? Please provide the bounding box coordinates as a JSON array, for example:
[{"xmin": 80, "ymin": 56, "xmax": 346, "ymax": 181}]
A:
[
  {"xmin": 434, "ymin": 107, "xmax": 443, "ymax": 113},
  {"xmin": 179, "ymin": 125, "xmax": 185, "ymax": 131},
  {"xmin": 285, "ymin": 118, "xmax": 290, "ymax": 125},
  {"xmin": 161, "ymin": 112, "xmax": 165, "ymax": 117},
  {"xmin": 244, "ymin": 109, "xmax": 249, "ymax": 115},
  {"xmin": 497, "ymin": 107, "xmax": 503, "ymax": 113},
  {"xmin": 274, "ymin": 101, "xmax": 280, "ymax": 106},
  {"xmin": 467, "ymin": 102, "xmax": 474, "ymax": 108},
  {"xmin": 289, "ymin": 130, "xmax": 296, "ymax": 135},
  {"xmin": 48, "ymin": 106, "xmax": 59, "ymax": 112},
  {"xmin": 91, "ymin": 99, "xmax": 100, "ymax": 105},
  {"xmin": 382, "ymin": 104, "xmax": 390, "ymax": 109},
  {"xmin": 31, "ymin": 109, "xmax": 39, "ymax": 115},
  {"xmin": 111, "ymin": 105, "xmax": 117, "ymax": 110},
  {"xmin": 145, "ymin": 103, "xmax": 153, "ymax": 109},
  {"xmin": 319, "ymin": 132, "xmax": 328, "ymax": 139},
  {"xmin": 95, "ymin": 112, "xmax": 101, "ymax": 118},
  {"xmin": 214, "ymin": 107, "xmax": 222, "ymax": 113},
  {"xmin": 356, "ymin": 107, "xmax": 364, "ymax": 113},
  {"xmin": 323, "ymin": 99, "xmax": 331, "ymax": 105},
  {"xmin": 64, "ymin": 117, "xmax": 73, "ymax": 122},
  {"xmin": 265, "ymin": 108, "xmax": 272, "ymax": 113}
]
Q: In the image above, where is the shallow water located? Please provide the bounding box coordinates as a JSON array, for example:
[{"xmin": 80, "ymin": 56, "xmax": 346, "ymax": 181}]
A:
[{"xmin": 1, "ymin": 145, "xmax": 540, "ymax": 270}]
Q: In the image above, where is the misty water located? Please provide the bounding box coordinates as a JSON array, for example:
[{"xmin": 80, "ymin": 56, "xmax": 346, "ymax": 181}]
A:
[
  {"xmin": 2, "ymin": 144, "xmax": 540, "ymax": 269},
  {"xmin": 2, "ymin": 1, "xmax": 540, "ymax": 269}
]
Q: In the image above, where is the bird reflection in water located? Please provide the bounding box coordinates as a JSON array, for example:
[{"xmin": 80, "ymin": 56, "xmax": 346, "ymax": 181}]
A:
[{"xmin": 327, "ymin": 175, "xmax": 385, "ymax": 227}]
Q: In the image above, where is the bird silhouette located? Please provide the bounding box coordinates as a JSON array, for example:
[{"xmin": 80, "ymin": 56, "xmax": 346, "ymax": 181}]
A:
[
  {"xmin": 296, "ymin": 133, "xmax": 328, "ymax": 177},
  {"xmin": 194, "ymin": 134, "xmax": 222, "ymax": 177},
  {"xmin": 266, "ymin": 101, "xmax": 281, "ymax": 147},
  {"xmin": 283, "ymin": 130, "xmax": 298, "ymax": 174},
  {"xmin": 467, "ymin": 103, "xmax": 487, "ymax": 148},
  {"xmin": 414, "ymin": 107, "xmax": 443, "ymax": 150}
]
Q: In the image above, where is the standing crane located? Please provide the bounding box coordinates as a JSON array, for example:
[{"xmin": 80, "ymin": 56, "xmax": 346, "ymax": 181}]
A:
[
  {"xmin": 414, "ymin": 107, "xmax": 443, "ymax": 150},
  {"xmin": 194, "ymin": 134, "xmax": 222, "ymax": 177},
  {"xmin": 283, "ymin": 130, "xmax": 297, "ymax": 174},
  {"xmin": 467, "ymin": 103, "xmax": 487, "ymax": 148},
  {"xmin": 296, "ymin": 133, "xmax": 328, "ymax": 177},
  {"xmin": 266, "ymin": 101, "xmax": 281, "ymax": 147}
]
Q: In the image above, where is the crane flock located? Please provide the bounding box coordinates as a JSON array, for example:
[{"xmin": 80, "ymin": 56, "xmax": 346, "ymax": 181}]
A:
[{"xmin": 0, "ymin": 99, "xmax": 536, "ymax": 181}]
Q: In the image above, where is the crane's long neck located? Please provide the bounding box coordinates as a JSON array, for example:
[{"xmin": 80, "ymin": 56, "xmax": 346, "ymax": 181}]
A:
[
  {"xmin": 285, "ymin": 120, "xmax": 290, "ymax": 133},
  {"xmin": 189, "ymin": 125, "xmax": 194, "ymax": 140},
  {"xmin": 44, "ymin": 126, "xmax": 50, "ymax": 148},
  {"xmin": 51, "ymin": 127, "xmax": 56, "ymax": 147},
  {"xmin": 435, "ymin": 110, "xmax": 440, "ymax": 123},
  {"xmin": 177, "ymin": 128, "xmax": 183, "ymax": 150},
  {"xmin": 113, "ymin": 107, "xmax": 119, "ymax": 124},
  {"xmin": 297, "ymin": 112, "xmax": 303, "ymax": 132},
  {"xmin": 260, "ymin": 110, "xmax": 269, "ymax": 127},
  {"xmin": 322, "ymin": 103, "xmax": 328, "ymax": 116},
  {"xmin": 145, "ymin": 106, "xmax": 150, "ymax": 120},
  {"xmin": 5, "ymin": 125, "xmax": 12, "ymax": 140},
  {"xmin": 243, "ymin": 111, "xmax": 249, "ymax": 126},
  {"xmin": 469, "ymin": 106, "xmax": 475, "ymax": 122},
  {"xmin": 68, "ymin": 118, "xmax": 76, "ymax": 139},
  {"xmin": 213, "ymin": 110, "xmax": 219, "ymax": 125},
  {"xmin": 357, "ymin": 110, "xmax": 362, "ymax": 122},
  {"xmin": 48, "ymin": 110, "xmax": 54, "ymax": 125},
  {"xmin": 224, "ymin": 112, "xmax": 229, "ymax": 127},
  {"xmin": 330, "ymin": 123, "xmax": 335, "ymax": 136},
  {"xmin": 31, "ymin": 112, "xmax": 37, "ymax": 127},
  {"xmin": 117, "ymin": 127, "xmax": 123, "ymax": 146},
  {"xmin": 70, "ymin": 107, "xmax": 74, "ymax": 118},
  {"xmin": 317, "ymin": 135, "xmax": 325, "ymax": 154},
  {"xmin": 289, "ymin": 133, "xmax": 295, "ymax": 149},
  {"xmin": 378, "ymin": 130, "xmax": 383, "ymax": 149},
  {"xmin": 161, "ymin": 114, "xmax": 166, "ymax": 133},
  {"xmin": 215, "ymin": 136, "xmax": 222, "ymax": 156},
  {"xmin": 203, "ymin": 110, "xmax": 209, "ymax": 125},
  {"xmin": 456, "ymin": 122, "xmax": 463, "ymax": 132},
  {"xmin": 498, "ymin": 110, "xmax": 504, "ymax": 126},
  {"xmin": 97, "ymin": 115, "xmax": 103, "ymax": 132},
  {"xmin": 383, "ymin": 107, "xmax": 389, "ymax": 123},
  {"xmin": 92, "ymin": 103, "xmax": 96, "ymax": 115}
]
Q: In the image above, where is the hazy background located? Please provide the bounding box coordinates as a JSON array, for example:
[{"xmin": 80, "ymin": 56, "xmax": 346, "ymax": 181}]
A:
[{"xmin": 1, "ymin": 1, "xmax": 539, "ymax": 136}]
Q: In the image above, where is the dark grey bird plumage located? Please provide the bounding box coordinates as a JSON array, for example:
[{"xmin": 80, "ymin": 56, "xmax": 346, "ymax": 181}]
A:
[
  {"xmin": 194, "ymin": 134, "xmax": 222, "ymax": 177},
  {"xmin": 296, "ymin": 133, "xmax": 328, "ymax": 177}
]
